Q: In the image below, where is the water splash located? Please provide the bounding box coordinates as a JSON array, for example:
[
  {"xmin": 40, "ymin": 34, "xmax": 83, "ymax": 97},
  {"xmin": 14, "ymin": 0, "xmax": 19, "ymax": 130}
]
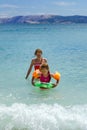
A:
[{"xmin": 0, "ymin": 103, "xmax": 87, "ymax": 130}]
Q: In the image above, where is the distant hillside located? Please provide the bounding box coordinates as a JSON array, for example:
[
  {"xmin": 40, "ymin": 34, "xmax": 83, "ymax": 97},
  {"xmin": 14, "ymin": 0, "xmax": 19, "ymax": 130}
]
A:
[{"xmin": 0, "ymin": 15, "xmax": 87, "ymax": 24}]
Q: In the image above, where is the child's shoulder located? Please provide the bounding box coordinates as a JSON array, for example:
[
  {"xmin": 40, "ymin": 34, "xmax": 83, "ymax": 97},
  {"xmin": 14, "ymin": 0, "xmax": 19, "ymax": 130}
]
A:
[
  {"xmin": 32, "ymin": 58, "xmax": 34, "ymax": 60},
  {"xmin": 42, "ymin": 58, "xmax": 47, "ymax": 62},
  {"xmin": 50, "ymin": 73, "xmax": 53, "ymax": 77},
  {"xmin": 31, "ymin": 58, "xmax": 37, "ymax": 64},
  {"xmin": 43, "ymin": 57, "xmax": 47, "ymax": 60},
  {"xmin": 32, "ymin": 58, "xmax": 37, "ymax": 62}
]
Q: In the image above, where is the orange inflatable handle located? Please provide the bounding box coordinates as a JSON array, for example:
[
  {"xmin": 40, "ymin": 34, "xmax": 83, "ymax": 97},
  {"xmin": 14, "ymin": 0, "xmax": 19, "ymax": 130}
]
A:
[
  {"xmin": 32, "ymin": 69, "xmax": 40, "ymax": 79},
  {"xmin": 52, "ymin": 72, "xmax": 61, "ymax": 80}
]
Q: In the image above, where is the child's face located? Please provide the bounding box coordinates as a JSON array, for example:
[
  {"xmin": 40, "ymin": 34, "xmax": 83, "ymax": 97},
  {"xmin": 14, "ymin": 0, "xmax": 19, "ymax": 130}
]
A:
[
  {"xmin": 40, "ymin": 68, "xmax": 48, "ymax": 75},
  {"xmin": 36, "ymin": 52, "xmax": 42, "ymax": 58}
]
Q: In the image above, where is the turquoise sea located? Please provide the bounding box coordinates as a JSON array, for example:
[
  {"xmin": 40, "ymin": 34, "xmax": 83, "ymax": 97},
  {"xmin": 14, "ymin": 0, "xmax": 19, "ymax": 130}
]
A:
[{"xmin": 0, "ymin": 24, "xmax": 87, "ymax": 130}]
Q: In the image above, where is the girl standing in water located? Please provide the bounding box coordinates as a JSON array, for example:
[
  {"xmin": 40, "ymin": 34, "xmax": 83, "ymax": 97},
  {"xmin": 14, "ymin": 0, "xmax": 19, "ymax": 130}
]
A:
[{"xmin": 25, "ymin": 49, "xmax": 47, "ymax": 79}]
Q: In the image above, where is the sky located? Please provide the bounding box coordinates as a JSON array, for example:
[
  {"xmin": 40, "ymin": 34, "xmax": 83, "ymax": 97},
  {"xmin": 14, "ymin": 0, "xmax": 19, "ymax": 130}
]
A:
[{"xmin": 0, "ymin": 0, "xmax": 87, "ymax": 17}]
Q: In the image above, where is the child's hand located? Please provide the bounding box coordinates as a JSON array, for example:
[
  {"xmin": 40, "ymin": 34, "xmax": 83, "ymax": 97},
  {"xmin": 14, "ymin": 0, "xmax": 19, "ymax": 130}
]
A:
[
  {"xmin": 52, "ymin": 83, "xmax": 57, "ymax": 88},
  {"xmin": 25, "ymin": 76, "xmax": 27, "ymax": 79},
  {"xmin": 31, "ymin": 80, "xmax": 35, "ymax": 86},
  {"xmin": 32, "ymin": 82, "xmax": 34, "ymax": 86},
  {"xmin": 52, "ymin": 81, "xmax": 59, "ymax": 87}
]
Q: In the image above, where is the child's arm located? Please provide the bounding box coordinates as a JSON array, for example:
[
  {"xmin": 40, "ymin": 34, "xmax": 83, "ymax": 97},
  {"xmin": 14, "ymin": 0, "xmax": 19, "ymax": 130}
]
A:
[
  {"xmin": 25, "ymin": 60, "xmax": 33, "ymax": 79},
  {"xmin": 51, "ymin": 74, "xmax": 59, "ymax": 87},
  {"xmin": 54, "ymin": 80, "xmax": 59, "ymax": 87},
  {"xmin": 31, "ymin": 72, "xmax": 41, "ymax": 86},
  {"xmin": 51, "ymin": 80, "xmax": 59, "ymax": 88},
  {"xmin": 31, "ymin": 76, "xmax": 35, "ymax": 86}
]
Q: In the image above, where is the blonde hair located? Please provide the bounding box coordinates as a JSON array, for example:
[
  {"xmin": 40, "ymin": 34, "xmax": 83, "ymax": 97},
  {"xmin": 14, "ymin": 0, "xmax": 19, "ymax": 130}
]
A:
[{"xmin": 40, "ymin": 63, "xmax": 49, "ymax": 70}]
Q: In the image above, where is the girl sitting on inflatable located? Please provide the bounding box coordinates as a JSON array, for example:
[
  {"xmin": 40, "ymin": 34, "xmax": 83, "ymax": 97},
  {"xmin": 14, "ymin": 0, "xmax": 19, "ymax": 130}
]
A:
[{"xmin": 32, "ymin": 63, "xmax": 60, "ymax": 88}]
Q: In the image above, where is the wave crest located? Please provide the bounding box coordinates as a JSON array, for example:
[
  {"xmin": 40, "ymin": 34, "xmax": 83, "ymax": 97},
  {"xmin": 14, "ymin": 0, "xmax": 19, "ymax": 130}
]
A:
[{"xmin": 0, "ymin": 103, "xmax": 87, "ymax": 130}]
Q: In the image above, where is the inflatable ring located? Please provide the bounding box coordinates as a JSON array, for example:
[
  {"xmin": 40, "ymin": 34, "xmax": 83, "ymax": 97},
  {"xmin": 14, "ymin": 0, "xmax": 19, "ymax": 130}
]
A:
[{"xmin": 34, "ymin": 81, "xmax": 53, "ymax": 89}]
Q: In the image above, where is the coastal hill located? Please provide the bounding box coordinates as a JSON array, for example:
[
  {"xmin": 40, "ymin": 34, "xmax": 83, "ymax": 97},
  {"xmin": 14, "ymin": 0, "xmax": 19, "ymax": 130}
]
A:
[{"xmin": 0, "ymin": 15, "xmax": 87, "ymax": 24}]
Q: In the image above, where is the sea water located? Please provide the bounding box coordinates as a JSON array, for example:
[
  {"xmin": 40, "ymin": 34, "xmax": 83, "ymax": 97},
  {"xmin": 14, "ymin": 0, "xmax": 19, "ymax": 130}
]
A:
[{"xmin": 0, "ymin": 24, "xmax": 87, "ymax": 130}]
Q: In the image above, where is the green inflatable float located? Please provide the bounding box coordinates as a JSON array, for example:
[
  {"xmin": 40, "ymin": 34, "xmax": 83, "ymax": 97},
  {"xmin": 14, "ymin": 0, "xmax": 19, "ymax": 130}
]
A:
[{"xmin": 34, "ymin": 81, "xmax": 54, "ymax": 89}]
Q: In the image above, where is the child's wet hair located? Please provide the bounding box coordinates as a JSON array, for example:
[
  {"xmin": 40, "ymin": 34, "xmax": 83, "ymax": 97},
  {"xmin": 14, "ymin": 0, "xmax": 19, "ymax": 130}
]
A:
[
  {"xmin": 40, "ymin": 63, "xmax": 49, "ymax": 70},
  {"xmin": 34, "ymin": 49, "xmax": 43, "ymax": 55}
]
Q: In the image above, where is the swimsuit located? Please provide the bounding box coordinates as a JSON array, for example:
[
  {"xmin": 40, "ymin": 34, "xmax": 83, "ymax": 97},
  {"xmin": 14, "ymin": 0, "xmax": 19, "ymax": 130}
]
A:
[
  {"xmin": 34, "ymin": 58, "xmax": 46, "ymax": 70},
  {"xmin": 40, "ymin": 72, "xmax": 51, "ymax": 83},
  {"xmin": 34, "ymin": 62, "xmax": 41, "ymax": 70}
]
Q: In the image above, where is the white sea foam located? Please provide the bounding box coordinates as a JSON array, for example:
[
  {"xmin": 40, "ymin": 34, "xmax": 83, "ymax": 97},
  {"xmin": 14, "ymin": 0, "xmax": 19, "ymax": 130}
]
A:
[{"xmin": 0, "ymin": 103, "xmax": 87, "ymax": 130}]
